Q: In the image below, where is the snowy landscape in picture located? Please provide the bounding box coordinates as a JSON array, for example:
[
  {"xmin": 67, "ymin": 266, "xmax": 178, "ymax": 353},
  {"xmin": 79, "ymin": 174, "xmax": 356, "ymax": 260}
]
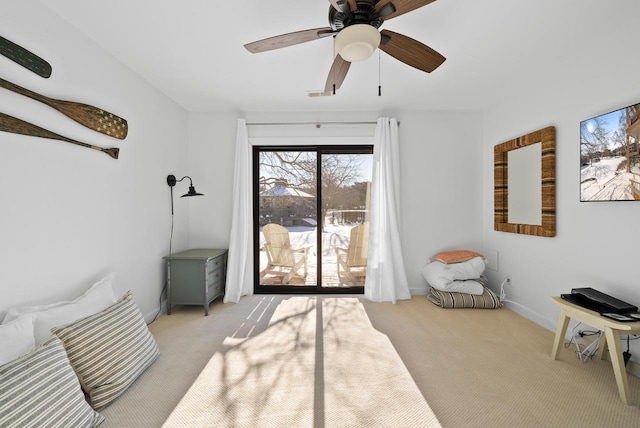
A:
[{"xmin": 580, "ymin": 156, "xmax": 635, "ymax": 200}]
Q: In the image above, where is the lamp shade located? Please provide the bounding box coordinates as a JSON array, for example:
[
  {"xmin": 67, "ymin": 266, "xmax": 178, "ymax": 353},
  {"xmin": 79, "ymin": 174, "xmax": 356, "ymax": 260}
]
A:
[
  {"xmin": 334, "ymin": 24, "xmax": 381, "ymax": 62},
  {"xmin": 181, "ymin": 185, "xmax": 203, "ymax": 197}
]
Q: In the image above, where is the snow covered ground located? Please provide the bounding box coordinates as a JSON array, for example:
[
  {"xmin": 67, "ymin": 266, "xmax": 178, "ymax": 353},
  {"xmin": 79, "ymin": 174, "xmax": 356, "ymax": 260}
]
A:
[{"xmin": 580, "ymin": 156, "xmax": 635, "ymax": 201}]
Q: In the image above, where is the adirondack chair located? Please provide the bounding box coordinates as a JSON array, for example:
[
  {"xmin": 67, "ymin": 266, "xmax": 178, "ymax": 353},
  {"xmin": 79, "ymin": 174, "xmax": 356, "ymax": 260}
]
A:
[
  {"xmin": 335, "ymin": 223, "xmax": 369, "ymax": 285},
  {"xmin": 260, "ymin": 223, "xmax": 310, "ymax": 284}
]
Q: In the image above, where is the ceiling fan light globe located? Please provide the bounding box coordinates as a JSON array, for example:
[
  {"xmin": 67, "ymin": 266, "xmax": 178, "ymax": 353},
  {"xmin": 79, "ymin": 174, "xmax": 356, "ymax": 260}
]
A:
[{"xmin": 335, "ymin": 24, "xmax": 380, "ymax": 62}]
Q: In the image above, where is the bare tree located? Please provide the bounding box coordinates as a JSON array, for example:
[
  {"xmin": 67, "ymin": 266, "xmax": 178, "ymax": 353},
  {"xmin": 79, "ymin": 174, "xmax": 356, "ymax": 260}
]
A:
[
  {"xmin": 321, "ymin": 154, "xmax": 364, "ymax": 225},
  {"xmin": 258, "ymin": 151, "xmax": 369, "ymax": 229},
  {"xmin": 258, "ymin": 151, "xmax": 316, "ymax": 191},
  {"xmin": 580, "ymin": 116, "xmax": 611, "ymax": 163}
]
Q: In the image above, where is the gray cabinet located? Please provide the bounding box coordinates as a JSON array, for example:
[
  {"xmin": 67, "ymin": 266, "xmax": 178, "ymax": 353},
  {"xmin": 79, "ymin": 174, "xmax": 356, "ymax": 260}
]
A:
[{"xmin": 164, "ymin": 248, "xmax": 227, "ymax": 316}]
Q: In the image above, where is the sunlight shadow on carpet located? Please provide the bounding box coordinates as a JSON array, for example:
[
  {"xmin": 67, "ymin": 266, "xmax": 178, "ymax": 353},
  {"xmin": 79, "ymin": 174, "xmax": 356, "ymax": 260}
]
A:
[{"xmin": 162, "ymin": 296, "xmax": 441, "ymax": 427}]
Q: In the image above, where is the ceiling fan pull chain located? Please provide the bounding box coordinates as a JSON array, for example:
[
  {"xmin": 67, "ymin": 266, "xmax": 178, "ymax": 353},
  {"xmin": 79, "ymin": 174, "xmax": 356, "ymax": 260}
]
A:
[{"xmin": 378, "ymin": 49, "xmax": 382, "ymax": 96}]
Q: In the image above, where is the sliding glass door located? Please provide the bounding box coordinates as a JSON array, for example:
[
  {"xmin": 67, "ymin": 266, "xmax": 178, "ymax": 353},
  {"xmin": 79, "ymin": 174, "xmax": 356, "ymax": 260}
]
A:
[{"xmin": 253, "ymin": 145, "xmax": 373, "ymax": 294}]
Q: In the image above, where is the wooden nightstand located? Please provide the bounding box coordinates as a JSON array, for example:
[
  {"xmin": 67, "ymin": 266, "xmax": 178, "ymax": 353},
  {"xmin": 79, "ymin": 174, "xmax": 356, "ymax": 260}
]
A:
[{"xmin": 164, "ymin": 249, "xmax": 227, "ymax": 316}]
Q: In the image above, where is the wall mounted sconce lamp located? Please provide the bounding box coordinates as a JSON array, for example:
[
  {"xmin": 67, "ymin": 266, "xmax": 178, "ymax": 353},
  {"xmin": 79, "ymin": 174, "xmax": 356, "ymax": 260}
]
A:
[
  {"xmin": 166, "ymin": 174, "xmax": 204, "ymax": 198},
  {"xmin": 166, "ymin": 174, "xmax": 204, "ymax": 257}
]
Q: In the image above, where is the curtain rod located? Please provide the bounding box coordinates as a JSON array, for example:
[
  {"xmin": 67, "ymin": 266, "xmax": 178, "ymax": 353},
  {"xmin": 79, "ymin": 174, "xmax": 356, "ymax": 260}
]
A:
[{"xmin": 245, "ymin": 121, "xmax": 399, "ymax": 127}]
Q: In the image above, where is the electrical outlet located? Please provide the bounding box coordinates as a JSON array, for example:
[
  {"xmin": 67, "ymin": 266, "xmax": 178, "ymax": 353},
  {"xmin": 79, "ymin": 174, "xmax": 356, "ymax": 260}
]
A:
[{"xmin": 506, "ymin": 275, "xmax": 512, "ymax": 285}]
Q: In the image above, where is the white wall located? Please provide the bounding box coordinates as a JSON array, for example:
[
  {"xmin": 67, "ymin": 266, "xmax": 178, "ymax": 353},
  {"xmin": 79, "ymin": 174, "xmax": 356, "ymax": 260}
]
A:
[
  {"xmin": 187, "ymin": 112, "xmax": 238, "ymax": 249},
  {"xmin": 482, "ymin": 4, "xmax": 640, "ymax": 358},
  {"xmin": 398, "ymin": 110, "xmax": 484, "ymax": 292},
  {"xmin": 0, "ymin": 0, "xmax": 189, "ymax": 321},
  {"xmin": 187, "ymin": 109, "xmax": 483, "ymax": 295}
]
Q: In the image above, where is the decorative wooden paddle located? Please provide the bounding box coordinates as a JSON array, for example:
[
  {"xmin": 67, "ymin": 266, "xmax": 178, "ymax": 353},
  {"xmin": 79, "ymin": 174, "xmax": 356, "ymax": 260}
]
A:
[
  {"xmin": 0, "ymin": 35, "xmax": 52, "ymax": 78},
  {"xmin": 0, "ymin": 112, "xmax": 119, "ymax": 159},
  {"xmin": 0, "ymin": 77, "xmax": 128, "ymax": 140}
]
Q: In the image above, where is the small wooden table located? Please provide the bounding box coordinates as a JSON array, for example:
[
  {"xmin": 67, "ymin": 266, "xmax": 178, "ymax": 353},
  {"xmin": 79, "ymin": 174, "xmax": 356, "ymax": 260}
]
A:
[{"xmin": 551, "ymin": 296, "xmax": 640, "ymax": 405}]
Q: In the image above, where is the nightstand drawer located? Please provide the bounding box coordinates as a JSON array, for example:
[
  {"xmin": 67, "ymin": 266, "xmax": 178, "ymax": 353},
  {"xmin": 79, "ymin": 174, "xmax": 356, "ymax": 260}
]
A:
[
  {"xmin": 208, "ymin": 279, "xmax": 224, "ymax": 300},
  {"xmin": 206, "ymin": 256, "xmax": 224, "ymax": 274},
  {"xmin": 208, "ymin": 265, "xmax": 224, "ymax": 282}
]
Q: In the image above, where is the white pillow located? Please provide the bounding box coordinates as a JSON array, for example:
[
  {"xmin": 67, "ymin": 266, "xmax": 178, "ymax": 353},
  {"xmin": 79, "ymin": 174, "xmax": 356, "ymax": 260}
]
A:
[
  {"xmin": 422, "ymin": 258, "xmax": 485, "ymax": 295},
  {"xmin": 2, "ymin": 273, "xmax": 119, "ymax": 344},
  {"xmin": 0, "ymin": 315, "xmax": 36, "ymax": 365}
]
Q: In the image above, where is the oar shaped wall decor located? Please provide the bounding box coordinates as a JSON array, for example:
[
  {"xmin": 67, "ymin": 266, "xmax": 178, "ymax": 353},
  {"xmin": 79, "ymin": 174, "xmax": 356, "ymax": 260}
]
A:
[
  {"xmin": 0, "ymin": 35, "xmax": 52, "ymax": 78},
  {"xmin": 0, "ymin": 77, "xmax": 128, "ymax": 140},
  {"xmin": 0, "ymin": 112, "xmax": 119, "ymax": 159}
]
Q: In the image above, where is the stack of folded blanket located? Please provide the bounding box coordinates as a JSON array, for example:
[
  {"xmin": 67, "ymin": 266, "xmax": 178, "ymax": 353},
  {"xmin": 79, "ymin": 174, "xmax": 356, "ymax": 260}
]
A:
[{"xmin": 422, "ymin": 250, "xmax": 502, "ymax": 309}]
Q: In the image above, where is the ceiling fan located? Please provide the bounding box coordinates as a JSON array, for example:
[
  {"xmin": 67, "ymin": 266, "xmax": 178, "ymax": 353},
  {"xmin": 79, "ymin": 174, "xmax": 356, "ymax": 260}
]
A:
[{"xmin": 244, "ymin": 0, "xmax": 446, "ymax": 96}]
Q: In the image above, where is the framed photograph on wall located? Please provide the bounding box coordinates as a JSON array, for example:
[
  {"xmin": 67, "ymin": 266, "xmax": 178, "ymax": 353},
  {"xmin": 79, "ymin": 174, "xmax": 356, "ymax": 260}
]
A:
[{"xmin": 580, "ymin": 102, "xmax": 640, "ymax": 201}]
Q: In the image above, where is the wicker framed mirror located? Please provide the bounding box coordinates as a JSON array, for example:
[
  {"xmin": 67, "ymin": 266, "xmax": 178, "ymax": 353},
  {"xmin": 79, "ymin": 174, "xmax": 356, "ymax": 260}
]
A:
[{"xmin": 494, "ymin": 126, "xmax": 556, "ymax": 237}]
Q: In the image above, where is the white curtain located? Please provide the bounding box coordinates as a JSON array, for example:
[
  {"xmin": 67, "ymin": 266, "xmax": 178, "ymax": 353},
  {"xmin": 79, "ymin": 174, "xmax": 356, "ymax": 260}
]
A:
[
  {"xmin": 223, "ymin": 119, "xmax": 254, "ymax": 303},
  {"xmin": 364, "ymin": 117, "xmax": 411, "ymax": 303}
]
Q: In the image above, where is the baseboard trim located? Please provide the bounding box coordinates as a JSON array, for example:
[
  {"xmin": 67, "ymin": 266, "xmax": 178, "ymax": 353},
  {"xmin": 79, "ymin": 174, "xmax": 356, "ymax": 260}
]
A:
[
  {"xmin": 501, "ymin": 299, "xmax": 556, "ymax": 332},
  {"xmin": 144, "ymin": 300, "xmax": 165, "ymax": 325},
  {"xmin": 410, "ymin": 287, "xmax": 428, "ymax": 296}
]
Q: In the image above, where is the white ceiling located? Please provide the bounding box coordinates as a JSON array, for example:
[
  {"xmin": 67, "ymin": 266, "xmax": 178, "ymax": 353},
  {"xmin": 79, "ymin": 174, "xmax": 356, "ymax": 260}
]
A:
[{"xmin": 41, "ymin": 0, "xmax": 629, "ymax": 113}]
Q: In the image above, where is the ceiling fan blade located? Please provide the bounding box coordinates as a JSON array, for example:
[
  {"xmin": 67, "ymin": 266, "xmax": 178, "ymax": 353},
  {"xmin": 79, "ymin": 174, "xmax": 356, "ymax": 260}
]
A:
[
  {"xmin": 375, "ymin": 0, "xmax": 437, "ymax": 20},
  {"xmin": 379, "ymin": 29, "xmax": 445, "ymax": 73},
  {"xmin": 324, "ymin": 54, "xmax": 351, "ymax": 94},
  {"xmin": 328, "ymin": 0, "xmax": 349, "ymax": 14},
  {"xmin": 244, "ymin": 27, "xmax": 333, "ymax": 53}
]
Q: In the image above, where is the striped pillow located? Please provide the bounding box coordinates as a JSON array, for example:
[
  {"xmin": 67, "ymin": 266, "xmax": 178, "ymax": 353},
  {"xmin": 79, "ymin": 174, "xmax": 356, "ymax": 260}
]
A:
[
  {"xmin": 427, "ymin": 282, "xmax": 503, "ymax": 309},
  {"xmin": 0, "ymin": 336, "xmax": 104, "ymax": 427},
  {"xmin": 52, "ymin": 291, "xmax": 160, "ymax": 410}
]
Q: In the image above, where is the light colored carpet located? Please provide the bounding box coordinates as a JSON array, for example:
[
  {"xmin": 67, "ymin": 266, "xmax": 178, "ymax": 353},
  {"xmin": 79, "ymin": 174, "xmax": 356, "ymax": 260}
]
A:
[
  {"xmin": 100, "ymin": 295, "xmax": 640, "ymax": 427},
  {"xmin": 162, "ymin": 297, "xmax": 440, "ymax": 427}
]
